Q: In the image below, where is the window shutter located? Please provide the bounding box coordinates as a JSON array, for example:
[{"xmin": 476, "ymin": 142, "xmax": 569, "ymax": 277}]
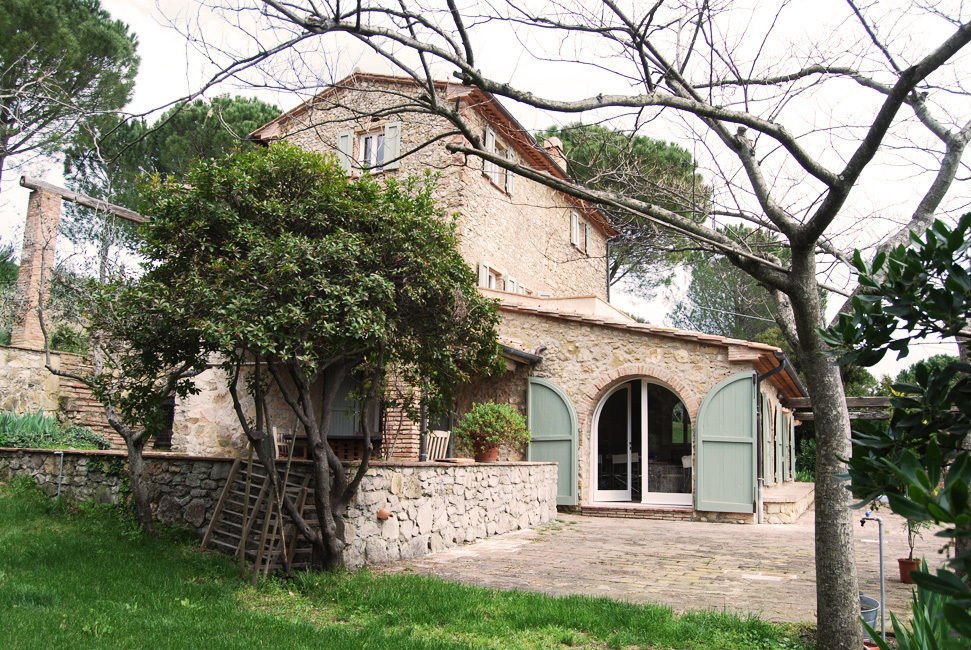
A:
[
  {"xmin": 483, "ymin": 126, "xmax": 496, "ymax": 180},
  {"xmin": 337, "ymin": 130, "xmax": 354, "ymax": 174},
  {"xmin": 383, "ymin": 121, "xmax": 401, "ymax": 169},
  {"xmin": 477, "ymin": 263, "xmax": 490, "ymax": 288},
  {"xmin": 570, "ymin": 212, "xmax": 579, "ymax": 246},
  {"xmin": 505, "ymin": 149, "xmax": 515, "ymax": 194},
  {"xmin": 584, "ymin": 223, "xmax": 592, "ymax": 254},
  {"xmin": 507, "ymin": 278, "xmax": 517, "ymax": 293}
]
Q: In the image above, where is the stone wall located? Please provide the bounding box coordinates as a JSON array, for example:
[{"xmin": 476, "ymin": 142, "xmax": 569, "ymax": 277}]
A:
[
  {"xmin": 0, "ymin": 448, "xmax": 557, "ymax": 567},
  {"xmin": 0, "ymin": 345, "xmax": 121, "ymax": 448}
]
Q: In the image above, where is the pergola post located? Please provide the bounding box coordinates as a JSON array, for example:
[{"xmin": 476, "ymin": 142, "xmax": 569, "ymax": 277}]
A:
[{"xmin": 10, "ymin": 188, "xmax": 62, "ymax": 349}]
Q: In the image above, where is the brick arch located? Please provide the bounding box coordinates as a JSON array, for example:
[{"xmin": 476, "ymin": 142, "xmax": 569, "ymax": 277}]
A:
[{"xmin": 578, "ymin": 363, "xmax": 704, "ymax": 434}]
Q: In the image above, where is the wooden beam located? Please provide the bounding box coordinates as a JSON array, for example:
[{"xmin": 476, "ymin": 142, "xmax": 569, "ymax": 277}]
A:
[
  {"xmin": 795, "ymin": 411, "xmax": 891, "ymax": 421},
  {"xmin": 20, "ymin": 176, "xmax": 147, "ymax": 223},
  {"xmin": 785, "ymin": 396, "xmax": 891, "ymax": 409}
]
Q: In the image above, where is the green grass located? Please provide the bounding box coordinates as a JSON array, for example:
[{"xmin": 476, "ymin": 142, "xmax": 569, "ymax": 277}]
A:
[{"xmin": 0, "ymin": 479, "xmax": 812, "ymax": 649}]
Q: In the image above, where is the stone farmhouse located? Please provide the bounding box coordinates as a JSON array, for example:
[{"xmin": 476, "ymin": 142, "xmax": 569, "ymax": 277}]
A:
[
  {"xmin": 2, "ymin": 71, "xmax": 810, "ymax": 526},
  {"xmin": 233, "ymin": 71, "xmax": 805, "ymax": 523}
]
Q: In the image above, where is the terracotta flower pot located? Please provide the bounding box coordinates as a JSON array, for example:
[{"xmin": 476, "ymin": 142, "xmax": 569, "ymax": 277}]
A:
[
  {"xmin": 474, "ymin": 446, "xmax": 500, "ymax": 463},
  {"xmin": 898, "ymin": 557, "xmax": 918, "ymax": 584}
]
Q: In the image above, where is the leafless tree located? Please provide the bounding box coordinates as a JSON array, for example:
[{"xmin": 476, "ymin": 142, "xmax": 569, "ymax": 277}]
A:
[{"xmin": 178, "ymin": 1, "xmax": 970, "ymax": 645}]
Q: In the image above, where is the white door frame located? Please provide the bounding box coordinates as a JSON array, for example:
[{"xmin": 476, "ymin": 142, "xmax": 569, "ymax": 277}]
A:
[
  {"xmin": 592, "ymin": 384, "xmax": 631, "ymax": 501},
  {"xmin": 591, "ymin": 378, "xmax": 693, "ymax": 506}
]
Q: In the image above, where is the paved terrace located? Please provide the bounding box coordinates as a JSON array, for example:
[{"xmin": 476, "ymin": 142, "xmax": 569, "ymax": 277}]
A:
[{"xmin": 381, "ymin": 506, "xmax": 947, "ymax": 623}]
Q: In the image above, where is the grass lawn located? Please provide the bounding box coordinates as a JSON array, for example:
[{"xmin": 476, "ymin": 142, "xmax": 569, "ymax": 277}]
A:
[{"xmin": 0, "ymin": 479, "xmax": 812, "ymax": 649}]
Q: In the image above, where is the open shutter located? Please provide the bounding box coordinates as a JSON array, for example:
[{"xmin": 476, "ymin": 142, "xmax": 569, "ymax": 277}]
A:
[
  {"xmin": 483, "ymin": 126, "xmax": 496, "ymax": 180},
  {"xmin": 383, "ymin": 121, "xmax": 401, "ymax": 169},
  {"xmin": 584, "ymin": 223, "xmax": 592, "ymax": 254},
  {"xmin": 477, "ymin": 263, "xmax": 490, "ymax": 288},
  {"xmin": 775, "ymin": 406, "xmax": 784, "ymax": 482},
  {"xmin": 696, "ymin": 372, "xmax": 757, "ymax": 513},
  {"xmin": 507, "ymin": 277, "xmax": 517, "ymax": 293},
  {"xmin": 528, "ymin": 378, "xmax": 578, "ymax": 506},
  {"xmin": 505, "ymin": 149, "xmax": 515, "ymax": 194},
  {"xmin": 570, "ymin": 212, "xmax": 580, "ymax": 246},
  {"xmin": 784, "ymin": 414, "xmax": 794, "ymax": 481},
  {"xmin": 336, "ymin": 130, "xmax": 354, "ymax": 174},
  {"xmin": 761, "ymin": 393, "xmax": 774, "ymax": 486}
]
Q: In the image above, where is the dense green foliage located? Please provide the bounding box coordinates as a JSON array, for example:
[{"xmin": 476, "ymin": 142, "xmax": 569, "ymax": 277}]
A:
[
  {"xmin": 0, "ymin": 0, "xmax": 137, "ymax": 178},
  {"xmin": 62, "ymin": 96, "xmax": 280, "ymax": 270},
  {"xmin": 824, "ymin": 214, "xmax": 971, "ymax": 637},
  {"xmin": 141, "ymin": 141, "xmax": 500, "ymax": 423},
  {"xmin": 0, "ymin": 480, "xmax": 810, "ymax": 649},
  {"xmin": 453, "ymin": 402, "xmax": 530, "ymax": 453},
  {"xmin": 0, "ymin": 411, "xmax": 108, "ymax": 449},
  {"xmin": 538, "ymin": 124, "xmax": 709, "ymax": 292}
]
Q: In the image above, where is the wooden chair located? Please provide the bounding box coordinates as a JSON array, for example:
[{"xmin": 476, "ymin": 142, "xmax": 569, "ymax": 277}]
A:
[{"xmin": 426, "ymin": 430, "xmax": 451, "ymax": 460}]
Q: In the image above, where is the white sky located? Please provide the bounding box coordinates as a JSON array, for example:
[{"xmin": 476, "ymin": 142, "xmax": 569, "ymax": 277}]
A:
[{"xmin": 0, "ymin": 0, "xmax": 963, "ymax": 380}]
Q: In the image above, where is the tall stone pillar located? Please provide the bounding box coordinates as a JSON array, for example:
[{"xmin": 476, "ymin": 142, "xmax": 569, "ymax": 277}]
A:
[{"xmin": 10, "ymin": 189, "xmax": 62, "ymax": 349}]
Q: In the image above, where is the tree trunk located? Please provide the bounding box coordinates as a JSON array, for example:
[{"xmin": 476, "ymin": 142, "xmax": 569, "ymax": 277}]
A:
[
  {"xmin": 788, "ymin": 252, "xmax": 862, "ymax": 650},
  {"xmin": 123, "ymin": 435, "xmax": 154, "ymax": 535}
]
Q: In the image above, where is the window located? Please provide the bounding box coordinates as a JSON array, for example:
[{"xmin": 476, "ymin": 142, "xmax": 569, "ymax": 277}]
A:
[
  {"xmin": 478, "ymin": 262, "xmax": 503, "ymax": 290},
  {"xmin": 584, "ymin": 222, "xmax": 592, "ymax": 254},
  {"xmin": 570, "ymin": 211, "xmax": 592, "ymax": 256},
  {"xmin": 482, "ymin": 125, "xmax": 515, "ymax": 194},
  {"xmin": 336, "ymin": 122, "xmax": 401, "ymax": 175},
  {"xmin": 570, "ymin": 211, "xmax": 580, "ymax": 247},
  {"xmin": 359, "ymin": 131, "xmax": 385, "ymax": 170}
]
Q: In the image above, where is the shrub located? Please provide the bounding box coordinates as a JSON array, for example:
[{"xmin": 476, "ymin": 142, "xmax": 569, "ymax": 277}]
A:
[
  {"xmin": 795, "ymin": 436, "xmax": 815, "ymax": 482},
  {"xmin": 453, "ymin": 402, "xmax": 529, "ymax": 453},
  {"xmin": 0, "ymin": 410, "xmax": 109, "ymax": 450}
]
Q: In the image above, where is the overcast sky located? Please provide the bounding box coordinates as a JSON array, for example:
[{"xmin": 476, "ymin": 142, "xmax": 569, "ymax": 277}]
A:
[{"xmin": 0, "ymin": 0, "xmax": 963, "ymax": 379}]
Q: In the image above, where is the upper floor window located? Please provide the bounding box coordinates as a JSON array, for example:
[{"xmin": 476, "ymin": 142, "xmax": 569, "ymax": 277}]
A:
[
  {"xmin": 570, "ymin": 211, "xmax": 593, "ymax": 256},
  {"xmin": 336, "ymin": 122, "xmax": 401, "ymax": 175},
  {"xmin": 482, "ymin": 125, "xmax": 515, "ymax": 195},
  {"xmin": 360, "ymin": 131, "xmax": 385, "ymax": 170}
]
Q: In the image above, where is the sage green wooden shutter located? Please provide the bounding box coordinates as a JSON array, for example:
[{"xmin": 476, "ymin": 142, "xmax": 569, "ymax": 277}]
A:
[
  {"xmin": 784, "ymin": 414, "xmax": 794, "ymax": 481},
  {"xmin": 383, "ymin": 121, "xmax": 401, "ymax": 169},
  {"xmin": 761, "ymin": 393, "xmax": 775, "ymax": 486},
  {"xmin": 330, "ymin": 380, "xmax": 358, "ymax": 437},
  {"xmin": 696, "ymin": 372, "xmax": 757, "ymax": 513},
  {"xmin": 775, "ymin": 406, "xmax": 784, "ymax": 482},
  {"xmin": 527, "ymin": 378, "xmax": 577, "ymax": 506},
  {"xmin": 336, "ymin": 130, "xmax": 353, "ymax": 174}
]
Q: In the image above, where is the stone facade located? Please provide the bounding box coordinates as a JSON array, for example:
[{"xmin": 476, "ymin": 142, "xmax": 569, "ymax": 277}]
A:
[
  {"xmin": 259, "ymin": 74, "xmax": 611, "ymax": 301},
  {"xmin": 0, "ymin": 448, "xmax": 557, "ymax": 566}
]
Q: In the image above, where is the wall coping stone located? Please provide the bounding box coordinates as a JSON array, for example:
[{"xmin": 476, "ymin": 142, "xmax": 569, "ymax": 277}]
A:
[{"xmin": 0, "ymin": 447, "xmax": 555, "ymax": 468}]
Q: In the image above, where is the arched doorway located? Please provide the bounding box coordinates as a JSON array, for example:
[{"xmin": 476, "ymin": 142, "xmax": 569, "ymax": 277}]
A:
[{"xmin": 592, "ymin": 379, "xmax": 693, "ymax": 505}]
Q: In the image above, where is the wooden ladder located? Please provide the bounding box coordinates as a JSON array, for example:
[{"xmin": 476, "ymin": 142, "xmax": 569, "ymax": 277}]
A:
[{"xmin": 201, "ymin": 455, "xmax": 318, "ymax": 579}]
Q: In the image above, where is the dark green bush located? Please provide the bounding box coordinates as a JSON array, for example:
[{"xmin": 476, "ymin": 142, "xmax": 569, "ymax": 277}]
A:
[
  {"xmin": 796, "ymin": 437, "xmax": 816, "ymax": 482},
  {"xmin": 0, "ymin": 410, "xmax": 109, "ymax": 450}
]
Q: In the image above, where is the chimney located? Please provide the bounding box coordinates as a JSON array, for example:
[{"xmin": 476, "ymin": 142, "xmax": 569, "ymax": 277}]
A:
[
  {"xmin": 543, "ymin": 136, "xmax": 568, "ymax": 173},
  {"xmin": 10, "ymin": 188, "xmax": 61, "ymax": 349}
]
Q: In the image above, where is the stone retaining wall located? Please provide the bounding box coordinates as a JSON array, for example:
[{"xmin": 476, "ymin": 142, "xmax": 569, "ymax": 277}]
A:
[{"xmin": 0, "ymin": 448, "xmax": 557, "ymax": 567}]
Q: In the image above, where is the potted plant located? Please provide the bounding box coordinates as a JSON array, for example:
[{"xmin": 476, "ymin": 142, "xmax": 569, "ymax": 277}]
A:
[
  {"xmin": 453, "ymin": 401, "xmax": 529, "ymax": 462},
  {"xmin": 898, "ymin": 519, "xmax": 929, "ymax": 584}
]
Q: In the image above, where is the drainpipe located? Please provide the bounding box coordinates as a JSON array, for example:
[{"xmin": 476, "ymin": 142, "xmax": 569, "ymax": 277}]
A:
[
  {"xmin": 54, "ymin": 450, "xmax": 64, "ymax": 500},
  {"xmin": 755, "ymin": 352, "xmax": 787, "ymax": 523}
]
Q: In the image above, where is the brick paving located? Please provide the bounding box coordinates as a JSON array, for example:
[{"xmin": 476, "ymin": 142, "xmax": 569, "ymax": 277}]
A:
[{"xmin": 381, "ymin": 506, "xmax": 948, "ymax": 624}]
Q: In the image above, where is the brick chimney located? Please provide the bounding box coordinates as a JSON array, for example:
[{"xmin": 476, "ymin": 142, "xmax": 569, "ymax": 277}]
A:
[
  {"xmin": 10, "ymin": 188, "xmax": 61, "ymax": 349},
  {"xmin": 543, "ymin": 136, "xmax": 568, "ymax": 174}
]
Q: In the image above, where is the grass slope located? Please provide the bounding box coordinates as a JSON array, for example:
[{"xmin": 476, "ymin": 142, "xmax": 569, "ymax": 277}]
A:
[{"xmin": 0, "ymin": 479, "xmax": 810, "ymax": 649}]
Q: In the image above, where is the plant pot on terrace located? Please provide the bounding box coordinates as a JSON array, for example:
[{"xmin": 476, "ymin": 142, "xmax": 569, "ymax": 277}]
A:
[
  {"xmin": 898, "ymin": 518, "xmax": 929, "ymax": 584},
  {"xmin": 453, "ymin": 402, "xmax": 529, "ymax": 463}
]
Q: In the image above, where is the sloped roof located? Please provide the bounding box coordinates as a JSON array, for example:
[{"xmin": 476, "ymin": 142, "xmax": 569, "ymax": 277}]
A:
[{"xmin": 249, "ymin": 71, "xmax": 616, "ymax": 237}]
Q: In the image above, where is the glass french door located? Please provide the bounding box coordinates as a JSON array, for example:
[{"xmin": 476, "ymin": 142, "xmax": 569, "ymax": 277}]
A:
[{"xmin": 595, "ymin": 385, "xmax": 631, "ymax": 501}]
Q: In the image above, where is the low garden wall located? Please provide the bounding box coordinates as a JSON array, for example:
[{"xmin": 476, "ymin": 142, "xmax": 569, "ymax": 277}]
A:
[{"xmin": 0, "ymin": 448, "xmax": 557, "ymax": 568}]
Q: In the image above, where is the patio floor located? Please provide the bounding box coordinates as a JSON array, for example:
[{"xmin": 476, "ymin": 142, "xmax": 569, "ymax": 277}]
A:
[{"xmin": 380, "ymin": 505, "xmax": 946, "ymax": 624}]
